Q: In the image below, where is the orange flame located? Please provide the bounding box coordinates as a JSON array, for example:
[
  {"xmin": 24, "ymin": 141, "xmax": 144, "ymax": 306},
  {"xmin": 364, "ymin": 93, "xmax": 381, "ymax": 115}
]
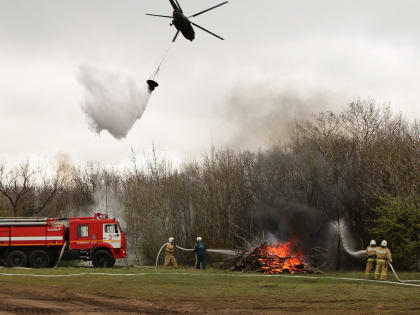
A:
[{"xmin": 258, "ymin": 238, "xmax": 305, "ymax": 274}]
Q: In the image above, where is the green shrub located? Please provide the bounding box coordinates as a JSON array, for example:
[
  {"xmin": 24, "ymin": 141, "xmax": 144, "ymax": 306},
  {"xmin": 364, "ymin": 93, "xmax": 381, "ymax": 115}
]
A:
[{"xmin": 369, "ymin": 195, "xmax": 420, "ymax": 269}]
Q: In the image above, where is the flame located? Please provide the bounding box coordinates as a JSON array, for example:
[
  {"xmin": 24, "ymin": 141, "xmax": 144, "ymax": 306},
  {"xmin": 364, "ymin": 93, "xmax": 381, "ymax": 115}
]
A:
[{"xmin": 258, "ymin": 238, "xmax": 305, "ymax": 274}]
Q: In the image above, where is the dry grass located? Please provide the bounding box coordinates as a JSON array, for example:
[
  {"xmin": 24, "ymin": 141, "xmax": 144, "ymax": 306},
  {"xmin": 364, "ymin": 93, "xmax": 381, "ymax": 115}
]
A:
[{"xmin": 0, "ymin": 267, "xmax": 419, "ymax": 314}]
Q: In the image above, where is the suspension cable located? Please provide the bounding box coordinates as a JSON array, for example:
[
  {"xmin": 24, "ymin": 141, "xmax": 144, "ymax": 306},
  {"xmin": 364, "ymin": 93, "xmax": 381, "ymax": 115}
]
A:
[{"xmin": 150, "ymin": 42, "xmax": 173, "ymax": 80}]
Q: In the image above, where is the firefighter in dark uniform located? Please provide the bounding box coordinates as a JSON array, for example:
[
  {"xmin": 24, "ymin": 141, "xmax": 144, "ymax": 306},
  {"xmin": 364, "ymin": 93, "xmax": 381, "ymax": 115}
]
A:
[{"xmin": 194, "ymin": 237, "xmax": 207, "ymax": 270}]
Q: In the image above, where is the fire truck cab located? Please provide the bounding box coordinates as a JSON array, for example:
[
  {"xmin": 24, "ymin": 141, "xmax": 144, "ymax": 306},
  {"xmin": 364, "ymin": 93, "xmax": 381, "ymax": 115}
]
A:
[{"xmin": 0, "ymin": 213, "xmax": 127, "ymax": 268}]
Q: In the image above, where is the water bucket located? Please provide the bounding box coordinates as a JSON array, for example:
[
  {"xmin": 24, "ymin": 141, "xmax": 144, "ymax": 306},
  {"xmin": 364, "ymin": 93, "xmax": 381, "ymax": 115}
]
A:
[{"xmin": 147, "ymin": 80, "xmax": 159, "ymax": 92}]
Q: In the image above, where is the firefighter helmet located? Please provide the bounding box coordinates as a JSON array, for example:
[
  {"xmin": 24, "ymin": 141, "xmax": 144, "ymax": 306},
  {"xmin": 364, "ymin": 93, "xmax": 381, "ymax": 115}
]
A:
[
  {"xmin": 169, "ymin": 237, "xmax": 174, "ymax": 243},
  {"xmin": 370, "ymin": 240, "xmax": 376, "ymax": 246},
  {"xmin": 197, "ymin": 237, "xmax": 202, "ymax": 241},
  {"xmin": 381, "ymin": 240, "xmax": 388, "ymax": 247}
]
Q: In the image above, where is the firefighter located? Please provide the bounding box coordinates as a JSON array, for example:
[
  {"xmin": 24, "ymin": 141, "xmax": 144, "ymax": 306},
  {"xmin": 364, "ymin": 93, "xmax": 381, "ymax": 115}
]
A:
[
  {"xmin": 164, "ymin": 237, "xmax": 178, "ymax": 268},
  {"xmin": 364, "ymin": 240, "xmax": 377, "ymax": 279},
  {"xmin": 194, "ymin": 236, "xmax": 207, "ymax": 270},
  {"xmin": 375, "ymin": 240, "xmax": 392, "ymax": 281}
]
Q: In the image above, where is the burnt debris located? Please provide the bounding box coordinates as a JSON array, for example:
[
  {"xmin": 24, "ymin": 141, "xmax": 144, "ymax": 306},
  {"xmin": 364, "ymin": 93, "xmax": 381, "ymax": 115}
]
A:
[{"xmin": 221, "ymin": 241, "xmax": 321, "ymax": 274}]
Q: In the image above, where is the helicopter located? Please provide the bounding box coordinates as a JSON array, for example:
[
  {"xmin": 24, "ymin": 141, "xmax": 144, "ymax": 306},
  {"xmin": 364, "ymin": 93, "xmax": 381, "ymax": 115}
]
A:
[{"xmin": 146, "ymin": 0, "xmax": 229, "ymax": 42}]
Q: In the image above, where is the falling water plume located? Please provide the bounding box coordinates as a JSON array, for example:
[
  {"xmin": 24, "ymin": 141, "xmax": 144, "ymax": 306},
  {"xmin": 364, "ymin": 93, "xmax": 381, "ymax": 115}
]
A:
[{"xmin": 77, "ymin": 65, "xmax": 152, "ymax": 140}]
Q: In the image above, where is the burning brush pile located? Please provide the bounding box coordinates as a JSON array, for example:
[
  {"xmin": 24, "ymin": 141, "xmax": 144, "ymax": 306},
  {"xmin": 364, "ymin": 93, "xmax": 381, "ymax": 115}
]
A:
[{"xmin": 223, "ymin": 238, "xmax": 321, "ymax": 274}]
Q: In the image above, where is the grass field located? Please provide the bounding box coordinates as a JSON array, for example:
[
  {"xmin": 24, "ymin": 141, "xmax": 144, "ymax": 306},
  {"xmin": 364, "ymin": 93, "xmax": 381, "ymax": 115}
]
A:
[{"xmin": 0, "ymin": 267, "xmax": 419, "ymax": 314}]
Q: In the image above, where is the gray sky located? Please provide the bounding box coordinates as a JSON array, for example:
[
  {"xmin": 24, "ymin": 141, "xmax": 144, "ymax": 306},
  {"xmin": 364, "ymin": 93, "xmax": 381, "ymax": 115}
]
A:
[{"xmin": 1, "ymin": 0, "xmax": 419, "ymax": 166}]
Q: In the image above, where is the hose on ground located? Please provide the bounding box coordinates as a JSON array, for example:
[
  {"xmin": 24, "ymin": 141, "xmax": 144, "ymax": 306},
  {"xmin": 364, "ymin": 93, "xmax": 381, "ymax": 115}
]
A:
[
  {"xmin": 0, "ymin": 271, "xmax": 419, "ymax": 287},
  {"xmin": 388, "ymin": 262, "xmax": 420, "ymax": 283}
]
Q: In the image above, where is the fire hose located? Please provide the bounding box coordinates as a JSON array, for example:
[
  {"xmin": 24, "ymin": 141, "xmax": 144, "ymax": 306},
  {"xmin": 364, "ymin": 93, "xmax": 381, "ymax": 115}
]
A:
[
  {"xmin": 155, "ymin": 243, "xmax": 196, "ymax": 268},
  {"xmin": 155, "ymin": 242, "xmax": 169, "ymax": 267},
  {"xmin": 155, "ymin": 243, "xmax": 236, "ymax": 267},
  {"xmin": 0, "ymin": 271, "xmax": 419, "ymax": 287},
  {"xmin": 54, "ymin": 241, "xmax": 67, "ymax": 268},
  {"xmin": 388, "ymin": 262, "xmax": 420, "ymax": 283}
]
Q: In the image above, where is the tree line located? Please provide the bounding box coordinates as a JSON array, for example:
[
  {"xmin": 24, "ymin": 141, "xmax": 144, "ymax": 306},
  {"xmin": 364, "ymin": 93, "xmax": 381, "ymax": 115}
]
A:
[{"xmin": 0, "ymin": 100, "xmax": 418, "ymax": 269}]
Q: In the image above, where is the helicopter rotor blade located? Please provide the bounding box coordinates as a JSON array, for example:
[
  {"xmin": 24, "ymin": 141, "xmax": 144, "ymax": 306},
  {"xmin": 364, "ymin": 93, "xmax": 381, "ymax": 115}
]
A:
[
  {"xmin": 174, "ymin": 0, "xmax": 183, "ymax": 12},
  {"xmin": 191, "ymin": 22, "xmax": 224, "ymax": 40},
  {"xmin": 146, "ymin": 14, "xmax": 173, "ymax": 19},
  {"xmin": 189, "ymin": 1, "xmax": 228, "ymax": 18},
  {"xmin": 172, "ymin": 30, "xmax": 180, "ymax": 42}
]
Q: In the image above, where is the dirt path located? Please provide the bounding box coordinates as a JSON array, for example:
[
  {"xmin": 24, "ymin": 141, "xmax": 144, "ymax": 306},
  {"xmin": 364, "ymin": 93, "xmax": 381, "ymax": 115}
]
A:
[{"xmin": 0, "ymin": 285, "xmax": 177, "ymax": 314}]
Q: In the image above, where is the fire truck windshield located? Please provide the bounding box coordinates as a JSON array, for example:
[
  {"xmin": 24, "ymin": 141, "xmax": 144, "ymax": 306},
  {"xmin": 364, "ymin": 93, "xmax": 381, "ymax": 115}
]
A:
[{"xmin": 104, "ymin": 224, "xmax": 118, "ymax": 234}]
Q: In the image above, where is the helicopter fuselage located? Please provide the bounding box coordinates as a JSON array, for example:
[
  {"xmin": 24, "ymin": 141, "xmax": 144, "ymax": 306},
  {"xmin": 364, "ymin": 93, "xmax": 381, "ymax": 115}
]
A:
[
  {"xmin": 172, "ymin": 10, "xmax": 195, "ymax": 41},
  {"xmin": 146, "ymin": 0, "xmax": 227, "ymax": 42}
]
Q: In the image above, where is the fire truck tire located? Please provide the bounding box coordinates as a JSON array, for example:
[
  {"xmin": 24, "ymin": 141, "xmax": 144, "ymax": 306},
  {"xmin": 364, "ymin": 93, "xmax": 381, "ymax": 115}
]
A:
[
  {"xmin": 92, "ymin": 250, "xmax": 114, "ymax": 268},
  {"xmin": 6, "ymin": 250, "xmax": 28, "ymax": 267},
  {"xmin": 29, "ymin": 250, "xmax": 50, "ymax": 268}
]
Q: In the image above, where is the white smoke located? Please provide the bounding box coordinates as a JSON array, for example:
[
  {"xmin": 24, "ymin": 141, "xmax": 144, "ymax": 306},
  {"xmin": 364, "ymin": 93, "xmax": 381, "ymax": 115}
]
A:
[
  {"xmin": 92, "ymin": 187, "xmax": 126, "ymax": 228},
  {"xmin": 77, "ymin": 65, "xmax": 151, "ymax": 140}
]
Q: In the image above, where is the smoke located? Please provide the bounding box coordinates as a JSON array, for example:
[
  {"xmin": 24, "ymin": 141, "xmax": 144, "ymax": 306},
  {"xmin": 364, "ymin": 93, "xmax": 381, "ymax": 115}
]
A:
[
  {"xmin": 77, "ymin": 65, "xmax": 151, "ymax": 140},
  {"xmin": 218, "ymin": 85, "xmax": 336, "ymax": 148},
  {"xmin": 249, "ymin": 201, "xmax": 360, "ymax": 269},
  {"xmin": 250, "ymin": 201, "xmax": 329, "ymax": 251},
  {"xmin": 91, "ymin": 187, "xmax": 126, "ymax": 228},
  {"xmin": 70, "ymin": 186, "xmax": 124, "ymax": 220}
]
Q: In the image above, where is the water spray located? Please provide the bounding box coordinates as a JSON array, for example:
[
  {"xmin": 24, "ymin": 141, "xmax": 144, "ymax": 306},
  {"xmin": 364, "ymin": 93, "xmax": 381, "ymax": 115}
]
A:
[
  {"xmin": 176, "ymin": 244, "xmax": 236, "ymax": 255},
  {"xmin": 332, "ymin": 221, "xmax": 366, "ymax": 258}
]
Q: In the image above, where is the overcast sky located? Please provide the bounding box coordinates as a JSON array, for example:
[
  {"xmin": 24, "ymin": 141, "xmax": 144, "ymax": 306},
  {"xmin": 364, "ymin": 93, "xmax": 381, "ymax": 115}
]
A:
[{"xmin": 1, "ymin": 0, "xmax": 419, "ymax": 166}]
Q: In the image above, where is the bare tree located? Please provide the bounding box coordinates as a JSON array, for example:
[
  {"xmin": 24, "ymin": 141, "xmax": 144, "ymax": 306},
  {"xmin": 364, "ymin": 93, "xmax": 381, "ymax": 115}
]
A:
[
  {"xmin": 0, "ymin": 161, "xmax": 36, "ymax": 216},
  {"xmin": 0, "ymin": 161, "xmax": 66, "ymax": 217}
]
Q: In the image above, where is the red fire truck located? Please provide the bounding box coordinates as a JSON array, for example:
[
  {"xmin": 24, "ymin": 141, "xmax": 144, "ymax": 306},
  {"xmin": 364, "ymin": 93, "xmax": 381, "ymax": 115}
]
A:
[{"xmin": 0, "ymin": 213, "xmax": 127, "ymax": 268}]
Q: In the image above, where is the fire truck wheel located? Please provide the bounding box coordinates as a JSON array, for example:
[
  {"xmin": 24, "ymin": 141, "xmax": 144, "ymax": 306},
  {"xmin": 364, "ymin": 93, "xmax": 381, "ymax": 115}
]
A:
[
  {"xmin": 6, "ymin": 250, "xmax": 28, "ymax": 267},
  {"xmin": 29, "ymin": 250, "xmax": 50, "ymax": 268},
  {"xmin": 92, "ymin": 250, "xmax": 114, "ymax": 268}
]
